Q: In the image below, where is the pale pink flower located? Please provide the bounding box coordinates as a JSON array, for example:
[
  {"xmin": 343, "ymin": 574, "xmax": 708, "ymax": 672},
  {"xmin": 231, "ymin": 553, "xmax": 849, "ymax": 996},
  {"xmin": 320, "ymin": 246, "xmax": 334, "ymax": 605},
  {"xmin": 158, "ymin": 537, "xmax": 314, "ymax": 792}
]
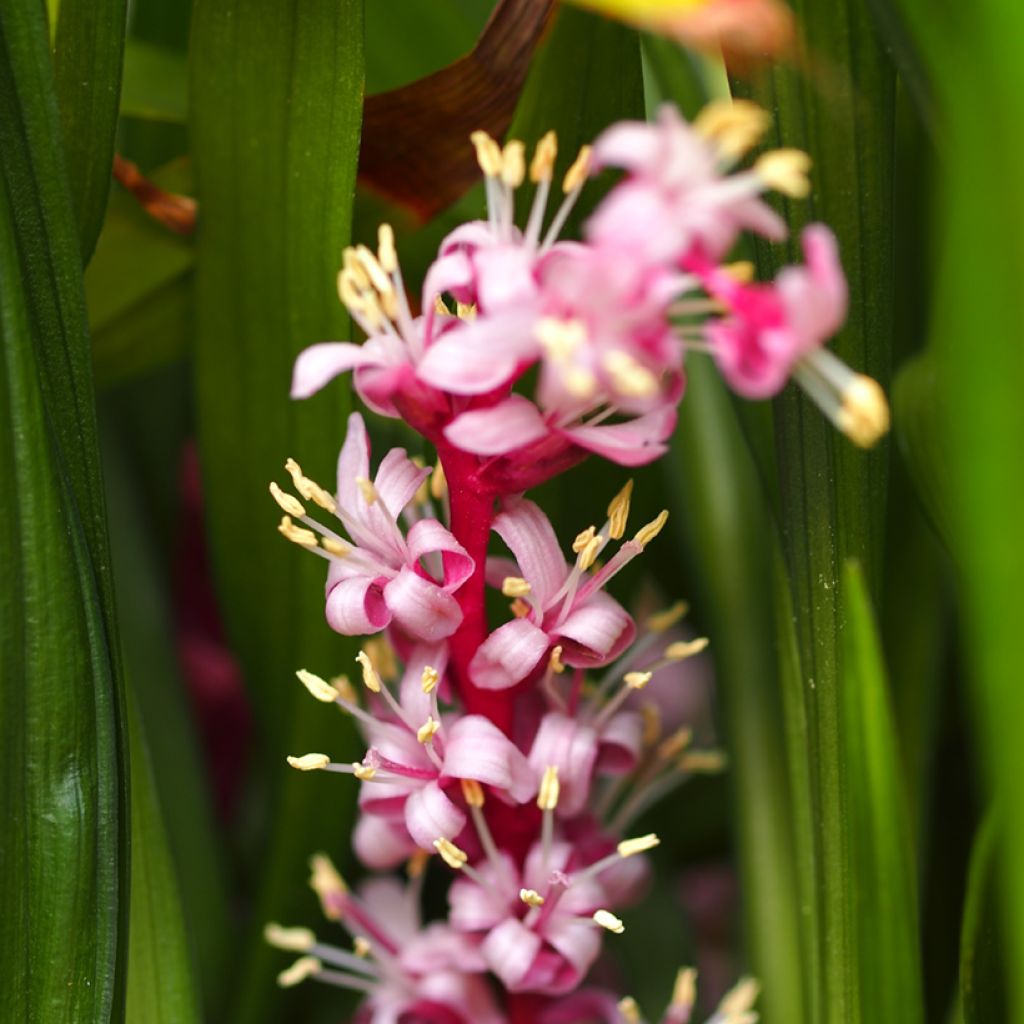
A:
[
  {"xmin": 274, "ymin": 413, "xmax": 474, "ymax": 642},
  {"xmin": 469, "ymin": 498, "xmax": 640, "ymax": 690}
]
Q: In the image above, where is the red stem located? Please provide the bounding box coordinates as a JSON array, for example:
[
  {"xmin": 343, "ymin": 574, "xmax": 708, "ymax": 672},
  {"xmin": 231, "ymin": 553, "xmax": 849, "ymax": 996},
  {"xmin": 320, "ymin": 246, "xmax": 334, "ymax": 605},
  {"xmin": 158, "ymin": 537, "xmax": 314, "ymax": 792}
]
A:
[{"xmin": 438, "ymin": 444, "xmax": 513, "ymax": 735}]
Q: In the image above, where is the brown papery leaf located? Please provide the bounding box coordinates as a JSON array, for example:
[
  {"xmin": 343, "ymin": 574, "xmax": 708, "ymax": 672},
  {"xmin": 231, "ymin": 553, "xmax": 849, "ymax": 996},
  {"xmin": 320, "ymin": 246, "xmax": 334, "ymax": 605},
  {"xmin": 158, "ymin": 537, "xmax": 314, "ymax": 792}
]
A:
[
  {"xmin": 112, "ymin": 154, "xmax": 197, "ymax": 236},
  {"xmin": 359, "ymin": 0, "xmax": 556, "ymax": 221}
]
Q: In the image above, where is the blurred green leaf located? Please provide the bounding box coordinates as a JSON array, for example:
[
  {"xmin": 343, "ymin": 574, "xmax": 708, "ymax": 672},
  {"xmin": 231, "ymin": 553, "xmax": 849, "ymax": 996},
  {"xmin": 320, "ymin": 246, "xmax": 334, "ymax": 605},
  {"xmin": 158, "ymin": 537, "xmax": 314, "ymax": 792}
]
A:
[
  {"xmin": 960, "ymin": 811, "xmax": 1007, "ymax": 1024},
  {"xmin": 189, "ymin": 2, "xmax": 365, "ymax": 1021},
  {"xmin": 121, "ymin": 39, "xmax": 187, "ymax": 122},
  {"xmin": 839, "ymin": 560, "xmax": 924, "ymax": 1023},
  {"xmin": 0, "ymin": 1, "xmax": 127, "ymax": 1018},
  {"xmin": 52, "ymin": 0, "xmax": 128, "ymax": 260},
  {"xmin": 125, "ymin": 695, "xmax": 201, "ymax": 1024}
]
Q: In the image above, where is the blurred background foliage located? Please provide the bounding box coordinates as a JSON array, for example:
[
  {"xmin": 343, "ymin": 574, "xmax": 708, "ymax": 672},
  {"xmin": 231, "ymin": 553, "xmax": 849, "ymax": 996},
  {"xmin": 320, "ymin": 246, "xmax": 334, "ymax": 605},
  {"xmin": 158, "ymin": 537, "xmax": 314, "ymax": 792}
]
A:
[{"xmin": 1, "ymin": 0, "xmax": 1022, "ymax": 1022}]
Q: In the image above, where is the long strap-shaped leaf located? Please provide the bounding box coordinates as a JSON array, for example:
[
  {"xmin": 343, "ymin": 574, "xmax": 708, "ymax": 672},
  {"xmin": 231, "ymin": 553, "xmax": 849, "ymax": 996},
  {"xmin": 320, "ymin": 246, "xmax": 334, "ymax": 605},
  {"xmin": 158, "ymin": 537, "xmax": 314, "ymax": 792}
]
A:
[
  {"xmin": 0, "ymin": 1, "xmax": 128, "ymax": 1021},
  {"xmin": 189, "ymin": 4, "xmax": 364, "ymax": 1021}
]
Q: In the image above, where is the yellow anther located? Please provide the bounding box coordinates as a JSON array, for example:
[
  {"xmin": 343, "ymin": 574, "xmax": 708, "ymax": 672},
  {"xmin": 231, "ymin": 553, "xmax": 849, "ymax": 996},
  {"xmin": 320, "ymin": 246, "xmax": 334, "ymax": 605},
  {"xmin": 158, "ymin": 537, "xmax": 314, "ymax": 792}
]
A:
[
  {"xmin": 352, "ymin": 761, "xmax": 376, "ymax": 781},
  {"xmin": 624, "ymin": 670, "xmax": 653, "ymax": 690},
  {"xmin": 355, "ymin": 650, "xmax": 382, "ymax": 693},
  {"xmin": 719, "ymin": 977, "xmax": 760, "ymax": 1014},
  {"xmin": 365, "ymin": 636, "xmax": 398, "ymax": 681},
  {"xmin": 285, "ymin": 458, "xmax": 337, "ymax": 513},
  {"xmin": 634, "ymin": 509, "xmax": 669, "ymax": 548},
  {"xmin": 536, "ymin": 316, "xmax": 586, "ymax": 361},
  {"xmin": 657, "ymin": 726, "xmax": 694, "ymax": 761},
  {"xmin": 664, "ymin": 637, "xmax": 709, "ymax": 661},
  {"xmin": 433, "ymin": 837, "xmax": 468, "ymax": 870},
  {"xmin": 617, "ymin": 996, "xmax": 642, "ymax": 1024},
  {"xmin": 510, "ymin": 597, "xmax": 532, "ymax": 618},
  {"xmin": 356, "ymin": 476, "xmax": 378, "ymax": 505},
  {"xmin": 563, "ymin": 144, "xmax": 593, "ymax": 193},
  {"xmin": 377, "ymin": 223, "xmax": 397, "ymax": 274},
  {"xmin": 337, "ymin": 269, "xmax": 366, "ymax": 312},
  {"xmin": 321, "ymin": 537, "xmax": 350, "ymax": 557},
  {"xmin": 278, "ymin": 516, "xmax": 318, "ymax": 548},
  {"xmin": 694, "ymin": 99, "xmax": 771, "ymax": 160},
  {"xmin": 519, "ymin": 888, "xmax": 545, "ymax": 907},
  {"xmin": 565, "ymin": 367, "xmax": 598, "ymax": 398},
  {"xmin": 353, "ymin": 936, "xmax": 372, "ymax": 958},
  {"xmin": 287, "ymin": 753, "xmax": 330, "ymax": 772},
  {"xmin": 603, "ymin": 350, "xmax": 659, "ymax": 398},
  {"xmin": 537, "ymin": 764, "xmax": 560, "ymax": 811},
  {"xmin": 641, "ymin": 703, "xmax": 662, "ymax": 747},
  {"xmin": 549, "ymin": 645, "xmax": 566, "ymax": 674},
  {"xmin": 309, "ymin": 852, "xmax": 347, "ymax": 919},
  {"xmin": 671, "ymin": 967, "xmax": 698, "ymax": 1012},
  {"xmin": 264, "ymin": 922, "xmax": 316, "ymax": 952},
  {"xmin": 838, "ymin": 374, "xmax": 890, "ymax": 449},
  {"xmin": 417, "ymin": 716, "xmax": 441, "ymax": 744},
  {"xmin": 607, "ymin": 479, "xmax": 634, "ymax": 540},
  {"xmin": 456, "ymin": 301, "xmax": 477, "ymax": 321},
  {"xmin": 331, "ymin": 674, "xmax": 357, "ymax": 703},
  {"xmin": 573, "ymin": 525, "xmax": 597, "ymax": 554},
  {"xmin": 461, "ymin": 778, "xmax": 485, "ymax": 808},
  {"xmin": 755, "ymin": 148, "xmax": 812, "ymax": 198},
  {"xmin": 501, "ymin": 140, "xmax": 526, "ymax": 188},
  {"xmin": 296, "ymin": 668, "xmax": 340, "ymax": 703},
  {"xmin": 343, "ymin": 247, "xmax": 371, "ymax": 288},
  {"xmin": 647, "ymin": 599, "xmax": 689, "ymax": 633},
  {"xmin": 501, "ymin": 576, "xmax": 532, "ymax": 598},
  {"xmin": 421, "ymin": 665, "xmax": 440, "ymax": 694},
  {"xmin": 277, "ymin": 955, "xmax": 321, "ymax": 988},
  {"xmin": 681, "ymin": 749, "xmax": 729, "ymax": 774},
  {"xmin": 406, "ymin": 849, "xmax": 430, "ymax": 879},
  {"xmin": 430, "ymin": 459, "xmax": 447, "ymax": 500},
  {"xmin": 269, "ymin": 481, "xmax": 306, "ymax": 518},
  {"xmin": 354, "ymin": 244, "xmax": 394, "ymax": 300},
  {"xmin": 470, "ymin": 130, "xmax": 503, "ymax": 177},
  {"xmin": 530, "ymin": 130, "xmax": 558, "ymax": 183},
  {"xmin": 578, "ymin": 532, "xmax": 604, "ymax": 571},
  {"xmin": 593, "ymin": 909, "xmax": 625, "ymax": 934},
  {"xmin": 434, "ymin": 294, "xmax": 451, "ymax": 316},
  {"xmin": 723, "ymin": 260, "xmax": 755, "ymax": 284},
  {"xmin": 617, "ymin": 833, "xmax": 661, "ymax": 858}
]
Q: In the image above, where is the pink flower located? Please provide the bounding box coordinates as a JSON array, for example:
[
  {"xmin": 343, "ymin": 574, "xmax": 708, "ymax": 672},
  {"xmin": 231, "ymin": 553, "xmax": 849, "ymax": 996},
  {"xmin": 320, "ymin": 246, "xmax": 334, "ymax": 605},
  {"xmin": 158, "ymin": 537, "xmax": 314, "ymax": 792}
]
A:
[
  {"xmin": 587, "ymin": 103, "xmax": 788, "ymax": 265},
  {"xmin": 702, "ymin": 224, "xmax": 847, "ymax": 399},
  {"xmin": 469, "ymin": 497, "xmax": 644, "ymax": 690},
  {"xmin": 273, "ymin": 413, "xmax": 474, "ymax": 643}
]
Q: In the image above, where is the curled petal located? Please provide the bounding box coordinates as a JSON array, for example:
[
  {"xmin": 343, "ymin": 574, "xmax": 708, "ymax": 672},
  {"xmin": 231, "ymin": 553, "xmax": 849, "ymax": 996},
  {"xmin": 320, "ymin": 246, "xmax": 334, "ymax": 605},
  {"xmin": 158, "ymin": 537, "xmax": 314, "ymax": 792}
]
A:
[
  {"xmin": 384, "ymin": 566, "xmax": 463, "ymax": 642},
  {"xmin": 597, "ymin": 710, "xmax": 644, "ymax": 775},
  {"xmin": 291, "ymin": 342, "xmax": 378, "ymax": 398},
  {"xmin": 469, "ymin": 617, "xmax": 550, "ymax": 691},
  {"xmin": 557, "ymin": 590, "xmax": 637, "ymax": 667},
  {"xmin": 528, "ymin": 713, "xmax": 599, "ymax": 817},
  {"xmin": 353, "ymin": 813, "xmax": 415, "ymax": 870},
  {"xmin": 325, "ymin": 573, "xmax": 391, "ymax": 636},
  {"xmin": 404, "ymin": 780, "xmax": 466, "ymax": 850},
  {"xmin": 374, "ymin": 447, "xmax": 430, "ymax": 518},
  {"xmin": 563, "ymin": 406, "xmax": 677, "ymax": 466},
  {"xmin": 444, "ymin": 397, "xmax": 549, "ymax": 456},
  {"xmin": 537, "ymin": 916, "xmax": 602, "ymax": 994},
  {"xmin": 493, "ymin": 497, "xmax": 568, "ymax": 608},
  {"xmin": 406, "ymin": 518, "xmax": 475, "ymax": 593},
  {"xmin": 444, "ymin": 715, "xmax": 536, "ymax": 802},
  {"xmin": 481, "ymin": 918, "xmax": 543, "ymax": 991}
]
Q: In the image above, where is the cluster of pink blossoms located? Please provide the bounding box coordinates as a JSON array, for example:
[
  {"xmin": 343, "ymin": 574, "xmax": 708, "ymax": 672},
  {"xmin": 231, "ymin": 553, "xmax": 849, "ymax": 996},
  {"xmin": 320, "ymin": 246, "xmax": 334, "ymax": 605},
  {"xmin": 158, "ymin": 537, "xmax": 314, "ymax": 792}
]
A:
[{"xmin": 266, "ymin": 100, "xmax": 886, "ymax": 1023}]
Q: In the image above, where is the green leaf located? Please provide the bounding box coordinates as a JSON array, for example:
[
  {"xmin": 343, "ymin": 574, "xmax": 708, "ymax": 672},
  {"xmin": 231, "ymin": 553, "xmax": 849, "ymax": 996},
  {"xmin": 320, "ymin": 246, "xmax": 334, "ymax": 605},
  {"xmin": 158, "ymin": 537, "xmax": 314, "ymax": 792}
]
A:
[
  {"xmin": 839, "ymin": 560, "xmax": 924, "ymax": 1023},
  {"xmin": 0, "ymin": 1, "xmax": 128, "ymax": 1019},
  {"xmin": 52, "ymin": 0, "xmax": 128, "ymax": 261},
  {"xmin": 120, "ymin": 39, "xmax": 187, "ymax": 123},
  {"xmin": 189, "ymin": 3, "xmax": 365, "ymax": 1021},
  {"xmin": 125, "ymin": 695, "xmax": 201, "ymax": 1024}
]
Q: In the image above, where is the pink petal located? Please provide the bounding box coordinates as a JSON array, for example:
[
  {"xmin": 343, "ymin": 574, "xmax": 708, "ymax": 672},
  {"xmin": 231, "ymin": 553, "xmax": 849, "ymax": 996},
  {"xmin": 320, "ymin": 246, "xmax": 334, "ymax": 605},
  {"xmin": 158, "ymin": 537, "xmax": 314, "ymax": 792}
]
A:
[
  {"xmin": 325, "ymin": 573, "xmax": 392, "ymax": 636},
  {"xmin": 493, "ymin": 497, "xmax": 568, "ymax": 608},
  {"xmin": 481, "ymin": 918, "xmax": 543, "ymax": 991},
  {"xmin": 597, "ymin": 711, "xmax": 644, "ymax": 775},
  {"xmin": 537, "ymin": 916, "xmax": 602, "ymax": 994},
  {"xmin": 591, "ymin": 119, "xmax": 663, "ymax": 174},
  {"xmin": 528, "ymin": 712, "xmax": 599, "ymax": 817},
  {"xmin": 291, "ymin": 342, "xmax": 377, "ymax": 398},
  {"xmin": 357, "ymin": 876, "xmax": 421, "ymax": 942},
  {"xmin": 444, "ymin": 397, "xmax": 549, "ymax": 456},
  {"xmin": 398, "ymin": 643, "xmax": 449, "ymax": 724},
  {"xmin": 374, "ymin": 447, "xmax": 430, "ymax": 517},
  {"xmin": 448, "ymin": 853, "xmax": 518, "ymax": 931},
  {"xmin": 384, "ymin": 566, "xmax": 463, "ymax": 642},
  {"xmin": 474, "ymin": 245, "xmax": 538, "ymax": 312},
  {"xmin": 353, "ymin": 814, "xmax": 415, "ymax": 870},
  {"xmin": 404, "ymin": 923, "xmax": 489, "ymax": 974},
  {"xmin": 336, "ymin": 411, "xmax": 371, "ymax": 506},
  {"xmin": 557, "ymin": 591, "xmax": 637, "ymax": 667},
  {"xmin": 406, "ymin": 518, "xmax": 475, "ymax": 593},
  {"xmin": 538, "ymin": 989, "xmax": 625, "ymax": 1024},
  {"xmin": 444, "ymin": 715, "xmax": 536, "ymax": 802},
  {"xmin": 437, "ymin": 219, "xmax": 499, "ymax": 259},
  {"xmin": 563, "ymin": 405, "xmax": 677, "ymax": 466},
  {"xmin": 469, "ymin": 618, "xmax": 550, "ymax": 691},
  {"xmin": 404, "ymin": 780, "xmax": 466, "ymax": 849}
]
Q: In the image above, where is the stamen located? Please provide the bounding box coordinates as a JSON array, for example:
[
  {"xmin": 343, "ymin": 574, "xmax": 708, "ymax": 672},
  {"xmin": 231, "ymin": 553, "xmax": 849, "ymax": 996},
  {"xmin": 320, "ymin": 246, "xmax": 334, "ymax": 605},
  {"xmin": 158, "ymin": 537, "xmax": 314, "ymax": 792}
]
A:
[
  {"xmin": 456, "ymin": 302, "xmax": 477, "ymax": 320},
  {"xmin": 664, "ymin": 637, "xmax": 710, "ymax": 661},
  {"xmin": 680, "ymin": 749, "xmax": 728, "ymax": 774},
  {"xmin": 578, "ymin": 532, "xmax": 604, "ymax": 571},
  {"xmin": 536, "ymin": 316, "xmax": 587, "ymax": 361},
  {"xmin": 278, "ymin": 956, "xmax": 321, "ymax": 988},
  {"xmin": 501, "ymin": 576, "xmax": 532, "ymax": 597},
  {"xmin": 265, "ymin": 922, "xmax": 315, "ymax": 952},
  {"xmin": 718, "ymin": 977, "xmax": 760, "ymax": 1015},
  {"xmin": 755, "ymin": 148, "xmax": 812, "ymax": 198},
  {"xmin": 355, "ymin": 651, "xmax": 382, "ymax": 693},
  {"xmin": 837, "ymin": 374, "xmax": 890, "ymax": 449},
  {"xmin": 646, "ymin": 600, "xmax": 689, "ymax": 633},
  {"xmin": 377, "ymin": 223, "xmax": 397, "ymax": 274},
  {"xmin": 322, "ymin": 538, "xmax": 350, "ymax": 557},
  {"xmin": 270, "ymin": 481, "xmax": 306, "ymax": 518},
  {"xmin": 667, "ymin": 967, "xmax": 698, "ymax": 1023},
  {"xmin": 520, "ymin": 888, "xmax": 545, "ymax": 907},
  {"xmin": 723, "ymin": 260, "xmax": 755, "ymax": 283},
  {"xmin": 430, "ymin": 459, "xmax": 447, "ymax": 500},
  {"xmin": 353, "ymin": 936, "xmax": 372, "ymax": 958},
  {"xmin": 548, "ymin": 645, "xmax": 566, "ymax": 674},
  {"xmin": 433, "ymin": 837, "xmax": 468, "ymax": 870},
  {"xmin": 617, "ymin": 996, "xmax": 642, "ymax": 1024},
  {"xmin": 530, "ymin": 130, "xmax": 558, "ymax": 183},
  {"xmin": 641, "ymin": 703, "xmax": 662, "ymax": 747},
  {"xmin": 364, "ymin": 637, "xmax": 398, "ymax": 681},
  {"xmin": 278, "ymin": 516, "xmax": 318, "ymax": 548},
  {"xmin": 593, "ymin": 909, "xmax": 625, "ymax": 934},
  {"xmin": 694, "ymin": 99, "xmax": 771, "ymax": 162},
  {"xmin": 537, "ymin": 765, "xmax": 560, "ymax": 811},
  {"xmin": 607, "ymin": 479, "xmax": 634, "ymax": 540},
  {"xmin": 563, "ymin": 144, "xmax": 592, "ymax": 193},
  {"xmin": 624, "ymin": 671, "xmax": 652, "ymax": 690},
  {"xmin": 296, "ymin": 668, "xmax": 340, "ymax": 703},
  {"xmin": 573, "ymin": 525, "xmax": 597, "ymax": 553},
  {"xmin": 634, "ymin": 510, "xmax": 670, "ymax": 548},
  {"xmin": 658, "ymin": 727, "xmax": 694, "ymax": 761},
  {"xmin": 470, "ymin": 130, "xmax": 503, "ymax": 177},
  {"xmin": 461, "ymin": 778, "xmax": 485, "ymax": 808},
  {"xmin": 502, "ymin": 140, "xmax": 526, "ymax": 188},
  {"xmin": 421, "ymin": 665, "xmax": 440, "ymax": 694},
  {"xmin": 433, "ymin": 295, "xmax": 451, "ymax": 316},
  {"xmin": 406, "ymin": 850, "xmax": 429, "ymax": 879},
  {"xmin": 331, "ymin": 674, "xmax": 357, "ymax": 703},
  {"xmin": 416, "ymin": 716, "xmax": 440, "ymax": 744},
  {"xmin": 603, "ymin": 350, "xmax": 659, "ymax": 397},
  {"xmin": 287, "ymin": 753, "xmax": 330, "ymax": 772},
  {"xmin": 285, "ymin": 457, "xmax": 337, "ymax": 513},
  {"xmin": 510, "ymin": 597, "xmax": 532, "ymax": 618},
  {"xmin": 355, "ymin": 477, "xmax": 378, "ymax": 505},
  {"xmin": 617, "ymin": 833, "xmax": 661, "ymax": 857},
  {"xmin": 542, "ymin": 144, "xmax": 593, "ymax": 250}
]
